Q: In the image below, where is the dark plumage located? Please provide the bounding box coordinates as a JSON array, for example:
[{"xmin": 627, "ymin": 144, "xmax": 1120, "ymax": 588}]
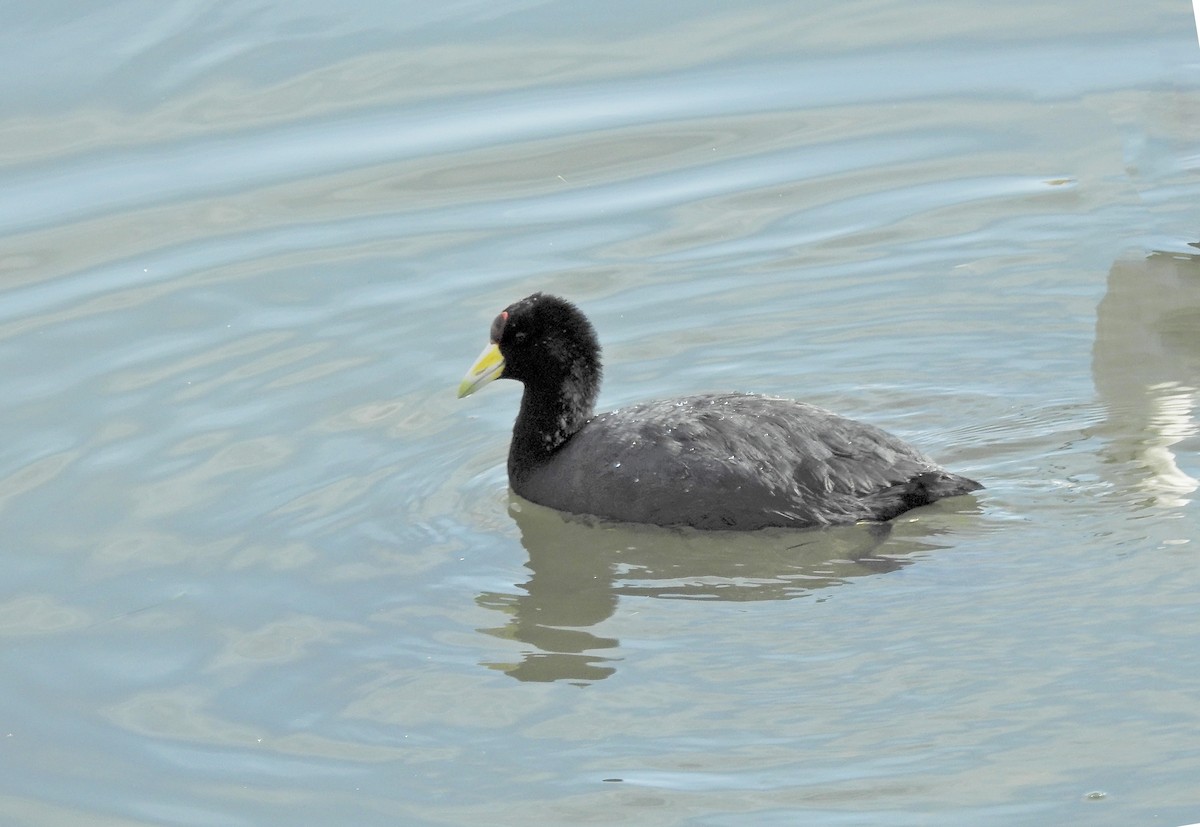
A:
[{"xmin": 459, "ymin": 293, "xmax": 981, "ymax": 531}]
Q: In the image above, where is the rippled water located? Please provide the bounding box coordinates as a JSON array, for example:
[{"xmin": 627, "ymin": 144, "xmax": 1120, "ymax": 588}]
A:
[{"xmin": 2, "ymin": 1, "xmax": 1199, "ymax": 825}]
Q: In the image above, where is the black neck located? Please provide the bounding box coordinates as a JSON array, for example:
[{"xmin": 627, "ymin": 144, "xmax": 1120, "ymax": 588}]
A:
[{"xmin": 508, "ymin": 371, "xmax": 596, "ymax": 482}]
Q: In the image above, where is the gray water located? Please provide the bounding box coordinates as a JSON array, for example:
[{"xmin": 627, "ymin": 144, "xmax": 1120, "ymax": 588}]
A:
[{"xmin": 2, "ymin": 1, "xmax": 1200, "ymax": 825}]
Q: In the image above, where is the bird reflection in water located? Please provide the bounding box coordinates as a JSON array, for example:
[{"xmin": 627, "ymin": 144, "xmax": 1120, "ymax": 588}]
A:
[{"xmin": 476, "ymin": 496, "xmax": 976, "ymax": 683}]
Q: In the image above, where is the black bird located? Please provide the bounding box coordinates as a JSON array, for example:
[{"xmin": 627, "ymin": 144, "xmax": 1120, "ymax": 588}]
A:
[{"xmin": 459, "ymin": 293, "xmax": 981, "ymax": 530}]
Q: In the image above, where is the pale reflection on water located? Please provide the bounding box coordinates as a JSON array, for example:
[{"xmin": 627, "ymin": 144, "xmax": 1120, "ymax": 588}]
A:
[{"xmin": 1094, "ymin": 252, "xmax": 1200, "ymax": 509}]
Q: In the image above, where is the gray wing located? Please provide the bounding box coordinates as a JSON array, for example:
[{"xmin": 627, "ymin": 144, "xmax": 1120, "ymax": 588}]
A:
[{"xmin": 515, "ymin": 393, "xmax": 965, "ymax": 530}]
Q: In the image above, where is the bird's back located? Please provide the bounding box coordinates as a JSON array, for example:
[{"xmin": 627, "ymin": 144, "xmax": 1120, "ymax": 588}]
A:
[{"xmin": 512, "ymin": 393, "xmax": 980, "ymax": 530}]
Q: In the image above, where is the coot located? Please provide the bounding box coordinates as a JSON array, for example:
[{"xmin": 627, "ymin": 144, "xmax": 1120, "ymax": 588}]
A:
[{"xmin": 459, "ymin": 292, "xmax": 981, "ymax": 530}]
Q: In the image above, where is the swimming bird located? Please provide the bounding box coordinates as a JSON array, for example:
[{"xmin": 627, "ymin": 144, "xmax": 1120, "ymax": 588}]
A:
[{"xmin": 458, "ymin": 293, "xmax": 981, "ymax": 530}]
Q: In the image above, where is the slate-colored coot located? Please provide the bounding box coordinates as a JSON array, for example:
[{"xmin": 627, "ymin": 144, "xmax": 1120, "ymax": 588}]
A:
[{"xmin": 459, "ymin": 292, "xmax": 981, "ymax": 530}]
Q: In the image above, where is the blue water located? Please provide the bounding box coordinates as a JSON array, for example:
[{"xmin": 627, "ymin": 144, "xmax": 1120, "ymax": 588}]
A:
[{"xmin": 1, "ymin": 1, "xmax": 1199, "ymax": 825}]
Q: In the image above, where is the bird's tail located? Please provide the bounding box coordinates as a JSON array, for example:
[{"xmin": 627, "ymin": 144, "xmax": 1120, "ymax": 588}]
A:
[{"xmin": 869, "ymin": 470, "xmax": 983, "ymax": 521}]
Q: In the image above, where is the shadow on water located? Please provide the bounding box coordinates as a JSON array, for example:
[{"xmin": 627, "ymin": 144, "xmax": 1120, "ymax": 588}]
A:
[
  {"xmin": 476, "ymin": 495, "xmax": 979, "ymax": 683},
  {"xmin": 1092, "ymin": 249, "xmax": 1200, "ymax": 508}
]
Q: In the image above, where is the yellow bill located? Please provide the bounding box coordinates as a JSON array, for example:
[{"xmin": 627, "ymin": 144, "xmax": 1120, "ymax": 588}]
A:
[{"xmin": 458, "ymin": 342, "xmax": 505, "ymax": 398}]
